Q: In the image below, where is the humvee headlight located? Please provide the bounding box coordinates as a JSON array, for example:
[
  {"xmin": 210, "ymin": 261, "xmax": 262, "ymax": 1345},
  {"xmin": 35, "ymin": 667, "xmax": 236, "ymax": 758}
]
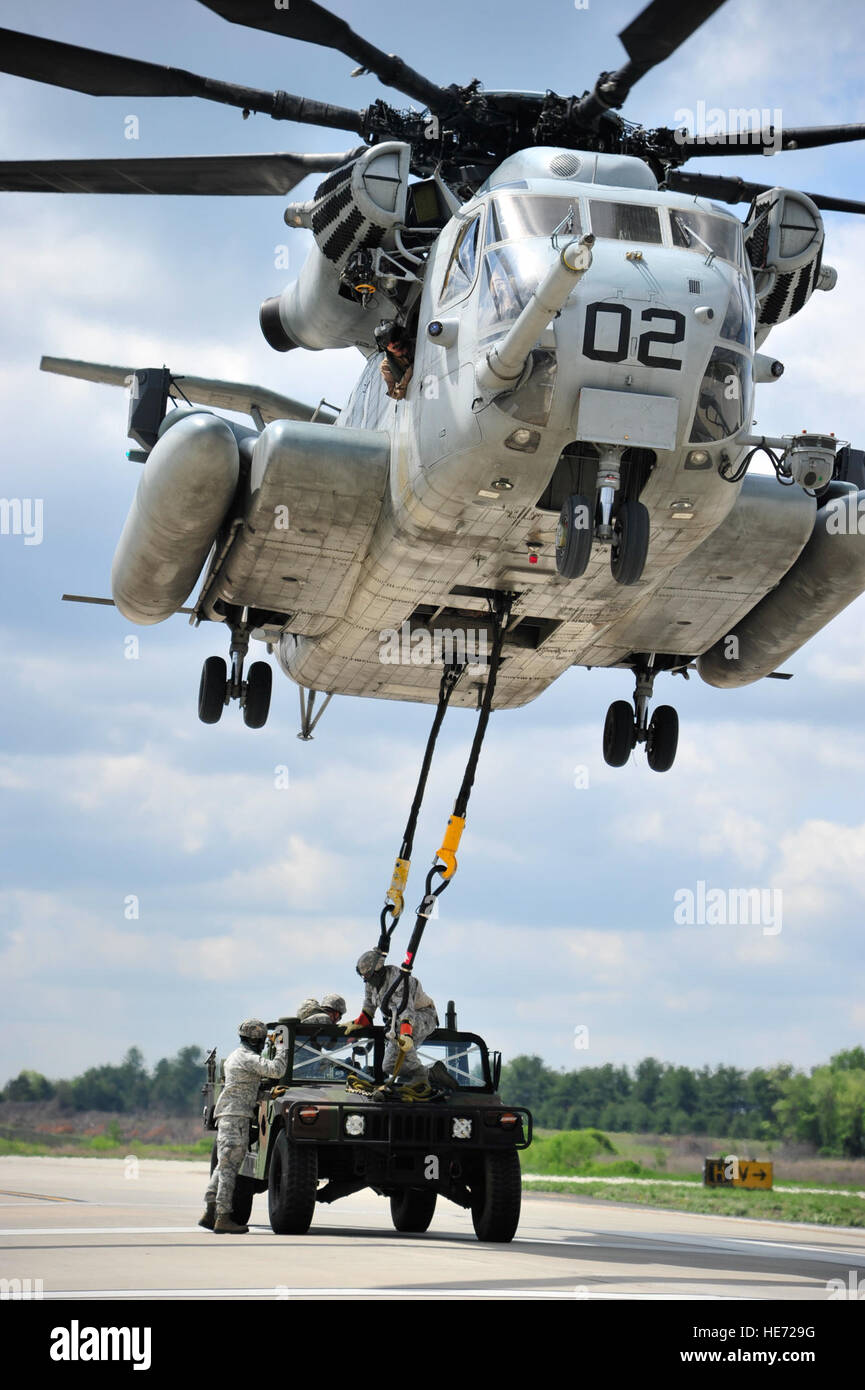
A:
[
  {"xmin": 452, "ymin": 1117, "xmax": 473, "ymax": 1139},
  {"xmin": 345, "ymin": 1114, "xmax": 365, "ymax": 1136}
]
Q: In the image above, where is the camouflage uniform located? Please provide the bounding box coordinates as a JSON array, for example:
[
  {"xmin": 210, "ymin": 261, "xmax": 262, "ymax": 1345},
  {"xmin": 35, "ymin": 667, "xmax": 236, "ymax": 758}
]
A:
[
  {"xmin": 204, "ymin": 1040, "xmax": 287, "ymax": 1216},
  {"xmin": 358, "ymin": 966, "xmax": 438, "ymax": 1082}
]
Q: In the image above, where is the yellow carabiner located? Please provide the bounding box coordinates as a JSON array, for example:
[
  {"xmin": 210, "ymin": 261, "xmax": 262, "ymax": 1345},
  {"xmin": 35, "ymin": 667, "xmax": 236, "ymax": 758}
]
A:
[
  {"xmin": 436, "ymin": 814, "xmax": 466, "ymax": 880},
  {"xmin": 386, "ymin": 857, "xmax": 411, "ymax": 918}
]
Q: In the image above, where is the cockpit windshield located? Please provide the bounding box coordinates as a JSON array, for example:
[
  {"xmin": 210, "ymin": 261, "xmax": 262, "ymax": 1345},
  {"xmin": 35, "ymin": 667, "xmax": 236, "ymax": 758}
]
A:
[
  {"xmin": 588, "ymin": 200, "xmax": 663, "ymax": 244},
  {"xmin": 486, "ymin": 193, "xmax": 582, "ymax": 246},
  {"xmin": 478, "ymin": 241, "xmax": 553, "ymax": 340},
  {"xmin": 670, "ymin": 208, "xmax": 742, "ymax": 267}
]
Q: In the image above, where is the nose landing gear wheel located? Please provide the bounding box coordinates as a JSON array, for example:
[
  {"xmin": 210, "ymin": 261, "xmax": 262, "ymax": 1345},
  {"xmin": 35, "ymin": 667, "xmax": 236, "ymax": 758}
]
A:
[
  {"xmin": 610, "ymin": 500, "xmax": 650, "ymax": 586},
  {"xmin": 555, "ymin": 494, "xmax": 594, "ymax": 579},
  {"xmin": 603, "ymin": 700, "xmax": 636, "ymax": 767},
  {"xmin": 646, "ymin": 704, "xmax": 679, "ymax": 772},
  {"xmin": 243, "ymin": 661, "xmax": 272, "ymax": 729},
  {"xmin": 198, "ymin": 656, "xmax": 227, "ymax": 724}
]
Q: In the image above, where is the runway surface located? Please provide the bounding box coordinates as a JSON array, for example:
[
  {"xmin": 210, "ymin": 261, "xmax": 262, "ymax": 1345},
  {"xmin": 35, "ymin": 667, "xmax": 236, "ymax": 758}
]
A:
[{"xmin": 2, "ymin": 1157, "xmax": 864, "ymax": 1300}]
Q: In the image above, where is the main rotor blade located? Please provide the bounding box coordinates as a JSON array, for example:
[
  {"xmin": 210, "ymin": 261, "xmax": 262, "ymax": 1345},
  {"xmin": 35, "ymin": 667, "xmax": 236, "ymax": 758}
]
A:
[
  {"xmin": 0, "ymin": 151, "xmax": 356, "ymax": 196},
  {"xmin": 579, "ymin": 0, "xmax": 727, "ymax": 117},
  {"xmin": 674, "ymin": 123, "xmax": 865, "ymax": 157},
  {"xmin": 198, "ymin": 0, "xmax": 449, "ymax": 111},
  {"xmin": 0, "ymin": 27, "xmax": 366, "ymax": 132},
  {"xmin": 618, "ymin": 0, "xmax": 728, "ymax": 75},
  {"xmin": 665, "ymin": 170, "xmax": 865, "ymax": 216}
]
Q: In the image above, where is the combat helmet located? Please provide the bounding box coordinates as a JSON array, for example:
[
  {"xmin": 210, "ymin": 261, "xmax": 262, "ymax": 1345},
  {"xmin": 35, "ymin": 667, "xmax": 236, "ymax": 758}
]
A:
[
  {"xmin": 356, "ymin": 949, "xmax": 386, "ymax": 980},
  {"xmin": 238, "ymin": 1018, "xmax": 268, "ymax": 1041},
  {"xmin": 321, "ymin": 993, "xmax": 346, "ymax": 1016}
]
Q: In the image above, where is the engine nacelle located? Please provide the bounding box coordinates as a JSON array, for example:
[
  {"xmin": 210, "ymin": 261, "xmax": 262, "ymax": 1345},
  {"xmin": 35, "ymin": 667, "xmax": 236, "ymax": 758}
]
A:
[
  {"xmin": 745, "ymin": 188, "xmax": 827, "ymax": 341},
  {"xmin": 260, "ymin": 142, "xmax": 411, "ymax": 354}
]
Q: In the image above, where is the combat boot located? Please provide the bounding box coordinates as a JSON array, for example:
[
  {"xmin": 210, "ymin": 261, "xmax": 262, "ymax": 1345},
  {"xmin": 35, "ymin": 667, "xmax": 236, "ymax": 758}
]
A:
[
  {"xmin": 198, "ymin": 1204, "xmax": 216, "ymax": 1230},
  {"xmin": 214, "ymin": 1213, "xmax": 249, "ymax": 1234}
]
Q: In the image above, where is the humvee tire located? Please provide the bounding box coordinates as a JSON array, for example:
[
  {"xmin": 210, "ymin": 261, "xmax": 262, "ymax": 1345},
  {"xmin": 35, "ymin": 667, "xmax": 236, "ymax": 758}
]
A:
[
  {"xmin": 209, "ymin": 1138, "xmax": 255, "ymax": 1226},
  {"xmin": 390, "ymin": 1188, "xmax": 437, "ymax": 1233},
  {"xmin": 470, "ymin": 1149, "xmax": 522, "ymax": 1242},
  {"xmin": 268, "ymin": 1129, "xmax": 318, "ymax": 1234}
]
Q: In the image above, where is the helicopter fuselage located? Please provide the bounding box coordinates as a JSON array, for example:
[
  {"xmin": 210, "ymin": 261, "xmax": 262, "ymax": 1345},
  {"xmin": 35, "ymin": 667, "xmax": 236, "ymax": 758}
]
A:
[{"xmin": 276, "ymin": 151, "xmax": 770, "ymax": 708}]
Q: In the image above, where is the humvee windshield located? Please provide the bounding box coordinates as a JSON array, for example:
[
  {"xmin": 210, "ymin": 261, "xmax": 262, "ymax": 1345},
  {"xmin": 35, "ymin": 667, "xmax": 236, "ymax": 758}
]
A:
[{"xmin": 286, "ymin": 1025, "xmax": 490, "ymax": 1091}]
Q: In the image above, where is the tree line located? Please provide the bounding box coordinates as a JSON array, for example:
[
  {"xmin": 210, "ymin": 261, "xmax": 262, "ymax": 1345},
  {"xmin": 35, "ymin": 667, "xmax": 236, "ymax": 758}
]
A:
[
  {"xmin": 1, "ymin": 1047, "xmax": 205, "ymax": 1116},
  {"xmin": 3, "ymin": 1045, "xmax": 864, "ymax": 1154},
  {"xmin": 499, "ymin": 1048, "xmax": 865, "ymax": 1157}
]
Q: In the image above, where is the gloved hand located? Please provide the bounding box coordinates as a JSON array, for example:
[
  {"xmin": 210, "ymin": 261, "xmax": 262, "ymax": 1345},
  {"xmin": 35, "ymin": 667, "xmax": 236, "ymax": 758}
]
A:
[
  {"xmin": 342, "ymin": 1020, "xmax": 361, "ymax": 1035},
  {"xmin": 397, "ymin": 1034, "xmax": 413, "ymax": 1055}
]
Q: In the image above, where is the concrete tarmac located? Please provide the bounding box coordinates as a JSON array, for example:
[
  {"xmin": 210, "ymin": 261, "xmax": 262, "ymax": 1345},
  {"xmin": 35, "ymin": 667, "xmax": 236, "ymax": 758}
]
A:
[{"xmin": 1, "ymin": 1157, "xmax": 863, "ymax": 1300}]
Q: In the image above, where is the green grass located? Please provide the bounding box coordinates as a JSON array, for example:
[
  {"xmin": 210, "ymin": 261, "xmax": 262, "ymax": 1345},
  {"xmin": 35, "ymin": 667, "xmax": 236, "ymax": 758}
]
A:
[
  {"xmin": 522, "ymin": 1178, "xmax": 865, "ymax": 1227},
  {"xmin": 0, "ymin": 1135, "xmax": 212, "ymax": 1160}
]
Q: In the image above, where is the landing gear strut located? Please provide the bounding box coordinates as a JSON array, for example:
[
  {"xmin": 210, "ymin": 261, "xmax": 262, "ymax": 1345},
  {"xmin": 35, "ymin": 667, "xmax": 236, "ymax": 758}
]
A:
[
  {"xmin": 603, "ymin": 658, "xmax": 679, "ymax": 772},
  {"xmin": 555, "ymin": 446, "xmax": 650, "ymax": 586},
  {"xmin": 198, "ymin": 612, "xmax": 272, "ymax": 729}
]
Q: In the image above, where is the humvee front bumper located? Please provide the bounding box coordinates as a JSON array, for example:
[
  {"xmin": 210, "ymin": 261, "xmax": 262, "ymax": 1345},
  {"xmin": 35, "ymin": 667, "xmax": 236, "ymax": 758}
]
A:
[{"xmin": 285, "ymin": 1100, "xmax": 532, "ymax": 1149}]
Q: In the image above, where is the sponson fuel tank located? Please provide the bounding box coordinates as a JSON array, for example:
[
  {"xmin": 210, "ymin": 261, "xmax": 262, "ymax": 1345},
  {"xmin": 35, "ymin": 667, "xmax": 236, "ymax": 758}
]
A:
[
  {"xmin": 111, "ymin": 412, "xmax": 240, "ymax": 624},
  {"xmin": 698, "ymin": 488, "xmax": 865, "ymax": 687}
]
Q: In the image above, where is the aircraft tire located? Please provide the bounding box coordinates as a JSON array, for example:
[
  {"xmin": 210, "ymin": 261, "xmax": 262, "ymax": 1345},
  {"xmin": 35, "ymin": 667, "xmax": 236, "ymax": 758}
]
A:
[
  {"xmin": 603, "ymin": 700, "xmax": 635, "ymax": 767},
  {"xmin": 243, "ymin": 662, "xmax": 272, "ymax": 729},
  {"xmin": 647, "ymin": 704, "xmax": 679, "ymax": 772},
  {"xmin": 611, "ymin": 500, "xmax": 650, "ymax": 586},
  {"xmin": 198, "ymin": 656, "xmax": 227, "ymax": 724},
  {"xmin": 555, "ymin": 494, "xmax": 594, "ymax": 579}
]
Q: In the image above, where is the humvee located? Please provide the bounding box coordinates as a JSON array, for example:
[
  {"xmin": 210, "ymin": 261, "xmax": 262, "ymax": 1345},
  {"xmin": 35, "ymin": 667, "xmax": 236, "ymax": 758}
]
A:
[{"xmin": 203, "ymin": 1010, "xmax": 532, "ymax": 1242}]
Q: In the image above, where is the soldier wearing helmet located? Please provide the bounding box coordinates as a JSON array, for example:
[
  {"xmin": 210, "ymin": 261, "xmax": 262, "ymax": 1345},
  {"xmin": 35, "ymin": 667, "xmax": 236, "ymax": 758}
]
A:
[
  {"xmin": 344, "ymin": 950, "xmax": 438, "ymax": 1086},
  {"xmin": 296, "ymin": 994, "xmax": 346, "ymax": 1025},
  {"xmin": 200, "ymin": 1018, "xmax": 287, "ymax": 1235}
]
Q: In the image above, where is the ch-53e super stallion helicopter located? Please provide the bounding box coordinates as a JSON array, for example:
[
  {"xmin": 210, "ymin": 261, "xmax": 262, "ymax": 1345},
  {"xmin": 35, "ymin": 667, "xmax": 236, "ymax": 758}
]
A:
[{"xmin": 3, "ymin": 0, "xmax": 865, "ymax": 772}]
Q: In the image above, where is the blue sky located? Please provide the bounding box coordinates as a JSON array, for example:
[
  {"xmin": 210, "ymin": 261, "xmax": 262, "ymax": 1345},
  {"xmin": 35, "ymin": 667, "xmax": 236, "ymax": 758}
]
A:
[{"xmin": 1, "ymin": 0, "xmax": 864, "ymax": 1083}]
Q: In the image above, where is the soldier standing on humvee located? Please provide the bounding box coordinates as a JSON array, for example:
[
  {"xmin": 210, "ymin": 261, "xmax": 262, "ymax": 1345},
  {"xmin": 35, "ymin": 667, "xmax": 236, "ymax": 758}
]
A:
[
  {"xmin": 200, "ymin": 1018, "xmax": 287, "ymax": 1235},
  {"xmin": 344, "ymin": 950, "xmax": 443, "ymax": 1088}
]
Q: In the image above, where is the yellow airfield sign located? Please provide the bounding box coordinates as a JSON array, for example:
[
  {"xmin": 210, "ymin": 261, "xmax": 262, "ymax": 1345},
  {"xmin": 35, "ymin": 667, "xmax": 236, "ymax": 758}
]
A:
[{"xmin": 703, "ymin": 1157, "xmax": 774, "ymax": 1189}]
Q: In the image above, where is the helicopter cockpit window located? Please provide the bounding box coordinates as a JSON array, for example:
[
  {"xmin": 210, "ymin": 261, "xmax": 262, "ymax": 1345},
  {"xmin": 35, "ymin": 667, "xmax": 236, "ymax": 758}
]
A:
[
  {"xmin": 478, "ymin": 242, "xmax": 551, "ymax": 340},
  {"xmin": 440, "ymin": 215, "xmax": 481, "ymax": 306},
  {"xmin": 671, "ymin": 209, "xmax": 742, "ymax": 267},
  {"xmin": 589, "ymin": 200, "xmax": 662, "ymax": 244},
  {"xmin": 719, "ymin": 275, "xmax": 753, "ymax": 347},
  {"xmin": 690, "ymin": 347, "xmax": 752, "ymax": 443},
  {"xmin": 485, "ymin": 194, "xmax": 582, "ymax": 246}
]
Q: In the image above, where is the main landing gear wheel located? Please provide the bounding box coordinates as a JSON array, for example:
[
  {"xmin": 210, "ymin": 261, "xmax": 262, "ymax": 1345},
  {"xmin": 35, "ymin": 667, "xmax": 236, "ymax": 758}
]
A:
[
  {"xmin": 243, "ymin": 661, "xmax": 272, "ymax": 729},
  {"xmin": 603, "ymin": 700, "xmax": 636, "ymax": 767},
  {"xmin": 198, "ymin": 656, "xmax": 227, "ymax": 724},
  {"xmin": 555, "ymin": 493, "xmax": 593, "ymax": 579},
  {"xmin": 610, "ymin": 500, "xmax": 650, "ymax": 586},
  {"xmin": 646, "ymin": 704, "xmax": 679, "ymax": 773},
  {"xmin": 602, "ymin": 659, "xmax": 680, "ymax": 772}
]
